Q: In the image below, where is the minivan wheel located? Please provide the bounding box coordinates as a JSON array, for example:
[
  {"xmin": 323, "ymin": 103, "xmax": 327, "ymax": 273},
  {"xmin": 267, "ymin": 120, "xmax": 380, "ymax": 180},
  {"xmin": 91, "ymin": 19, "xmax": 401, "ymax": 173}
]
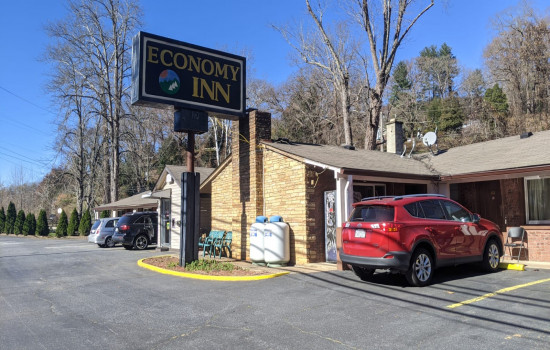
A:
[
  {"xmin": 134, "ymin": 235, "xmax": 149, "ymax": 250},
  {"xmin": 105, "ymin": 236, "xmax": 115, "ymax": 248},
  {"xmin": 482, "ymin": 239, "xmax": 500, "ymax": 272},
  {"xmin": 406, "ymin": 248, "xmax": 434, "ymax": 287},
  {"xmin": 352, "ymin": 266, "xmax": 375, "ymax": 281}
]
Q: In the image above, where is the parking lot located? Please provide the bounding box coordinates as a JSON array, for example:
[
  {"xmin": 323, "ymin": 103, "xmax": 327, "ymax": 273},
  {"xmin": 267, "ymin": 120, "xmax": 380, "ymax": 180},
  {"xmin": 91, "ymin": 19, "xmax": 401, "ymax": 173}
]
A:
[{"xmin": 1, "ymin": 235, "xmax": 549, "ymax": 349}]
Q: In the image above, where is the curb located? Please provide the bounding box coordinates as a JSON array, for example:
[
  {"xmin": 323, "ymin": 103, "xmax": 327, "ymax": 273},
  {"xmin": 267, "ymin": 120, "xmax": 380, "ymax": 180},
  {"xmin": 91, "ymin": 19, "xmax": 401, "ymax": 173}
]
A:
[
  {"xmin": 498, "ymin": 262, "xmax": 525, "ymax": 271},
  {"xmin": 137, "ymin": 257, "xmax": 290, "ymax": 281}
]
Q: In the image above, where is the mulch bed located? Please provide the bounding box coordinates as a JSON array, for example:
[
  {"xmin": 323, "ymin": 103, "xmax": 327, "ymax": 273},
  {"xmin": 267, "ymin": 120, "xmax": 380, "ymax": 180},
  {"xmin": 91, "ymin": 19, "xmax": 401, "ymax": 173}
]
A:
[{"xmin": 142, "ymin": 256, "xmax": 265, "ymax": 276}]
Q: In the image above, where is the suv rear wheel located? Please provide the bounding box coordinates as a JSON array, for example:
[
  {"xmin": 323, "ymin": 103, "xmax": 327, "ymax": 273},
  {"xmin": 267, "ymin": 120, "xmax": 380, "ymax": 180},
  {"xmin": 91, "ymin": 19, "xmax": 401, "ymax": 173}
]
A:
[
  {"xmin": 134, "ymin": 234, "xmax": 149, "ymax": 250},
  {"xmin": 406, "ymin": 248, "xmax": 434, "ymax": 287},
  {"xmin": 352, "ymin": 266, "xmax": 375, "ymax": 281}
]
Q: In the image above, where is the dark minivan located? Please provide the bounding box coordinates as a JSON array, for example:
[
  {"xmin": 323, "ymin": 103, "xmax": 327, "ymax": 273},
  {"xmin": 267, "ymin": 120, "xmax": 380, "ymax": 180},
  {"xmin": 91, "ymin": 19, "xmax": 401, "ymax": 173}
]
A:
[{"xmin": 112, "ymin": 211, "xmax": 158, "ymax": 250}]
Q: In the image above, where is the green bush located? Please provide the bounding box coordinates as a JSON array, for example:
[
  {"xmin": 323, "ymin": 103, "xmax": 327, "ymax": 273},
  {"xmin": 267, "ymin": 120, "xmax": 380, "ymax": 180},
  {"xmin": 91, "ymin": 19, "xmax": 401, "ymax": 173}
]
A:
[
  {"xmin": 56, "ymin": 210, "xmax": 68, "ymax": 237},
  {"xmin": 14, "ymin": 210, "xmax": 25, "ymax": 235},
  {"xmin": 5, "ymin": 202, "xmax": 16, "ymax": 234},
  {"xmin": 36, "ymin": 210, "xmax": 49, "ymax": 236},
  {"xmin": 100, "ymin": 210, "xmax": 110, "ymax": 218},
  {"xmin": 185, "ymin": 259, "xmax": 237, "ymax": 272},
  {"xmin": 22, "ymin": 213, "xmax": 35, "ymax": 236},
  {"xmin": 67, "ymin": 209, "xmax": 80, "ymax": 236},
  {"xmin": 78, "ymin": 209, "xmax": 92, "ymax": 236},
  {"xmin": 0, "ymin": 207, "xmax": 5, "ymax": 233}
]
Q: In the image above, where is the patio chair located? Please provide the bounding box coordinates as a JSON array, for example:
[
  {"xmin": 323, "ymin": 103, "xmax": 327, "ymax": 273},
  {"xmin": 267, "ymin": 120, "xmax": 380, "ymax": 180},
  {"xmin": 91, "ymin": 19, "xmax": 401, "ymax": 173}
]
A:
[{"xmin": 504, "ymin": 227, "xmax": 526, "ymax": 262}]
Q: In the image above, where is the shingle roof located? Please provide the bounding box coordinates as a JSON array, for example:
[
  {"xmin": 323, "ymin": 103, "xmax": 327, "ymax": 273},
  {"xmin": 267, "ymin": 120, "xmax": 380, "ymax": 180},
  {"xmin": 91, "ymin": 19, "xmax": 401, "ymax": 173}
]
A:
[
  {"xmin": 94, "ymin": 191, "xmax": 158, "ymax": 211},
  {"xmin": 423, "ymin": 129, "xmax": 550, "ymax": 176},
  {"xmin": 263, "ymin": 142, "xmax": 435, "ymax": 178},
  {"xmin": 262, "ymin": 129, "xmax": 550, "ymax": 179},
  {"xmin": 164, "ymin": 165, "xmax": 215, "ymax": 186}
]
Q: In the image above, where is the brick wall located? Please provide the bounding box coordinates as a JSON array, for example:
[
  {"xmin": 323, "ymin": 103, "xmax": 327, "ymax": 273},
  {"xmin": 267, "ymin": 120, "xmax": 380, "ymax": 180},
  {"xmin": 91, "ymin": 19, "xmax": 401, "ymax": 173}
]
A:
[
  {"xmin": 263, "ymin": 150, "xmax": 308, "ymax": 264},
  {"xmin": 210, "ymin": 162, "xmax": 232, "ymax": 232},
  {"xmin": 503, "ymin": 226, "xmax": 550, "ymax": 262},
  {"xmin": 500, "ymin": 178, "xmax": 525, "ymax": 227},
  {"xmin": 230, "ymin": 110, "xmax": 271, "ymax": 260}
]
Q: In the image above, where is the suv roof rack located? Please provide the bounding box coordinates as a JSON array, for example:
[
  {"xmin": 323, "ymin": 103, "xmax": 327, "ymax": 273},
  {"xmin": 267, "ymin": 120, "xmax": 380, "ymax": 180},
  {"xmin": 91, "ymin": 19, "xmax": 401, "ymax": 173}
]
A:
[
  {"xmin": 361, "ymin": 196, "xmax": 396, "ymax": 201},
  {"xmin": 393, "ymin": 194, "xmax": 447, "ymax": 200}
]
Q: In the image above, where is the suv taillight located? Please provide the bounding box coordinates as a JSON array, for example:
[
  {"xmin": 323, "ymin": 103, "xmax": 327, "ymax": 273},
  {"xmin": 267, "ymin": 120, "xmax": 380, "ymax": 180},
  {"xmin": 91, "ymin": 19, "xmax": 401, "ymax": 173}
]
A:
[
  {"xmin": 119, "ymin": 224, "xmax": 129, "ymax": 231},
  {"xmin": 381, "ymin": 222, "xmax": 400, "ymax": 232}
]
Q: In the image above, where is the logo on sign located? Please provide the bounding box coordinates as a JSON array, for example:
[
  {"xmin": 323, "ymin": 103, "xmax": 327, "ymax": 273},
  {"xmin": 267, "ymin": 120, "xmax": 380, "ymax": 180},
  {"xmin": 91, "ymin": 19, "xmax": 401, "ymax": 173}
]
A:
[{"xmin": 159, "ymin": 70, "xmax": 180, "ymax": 95}]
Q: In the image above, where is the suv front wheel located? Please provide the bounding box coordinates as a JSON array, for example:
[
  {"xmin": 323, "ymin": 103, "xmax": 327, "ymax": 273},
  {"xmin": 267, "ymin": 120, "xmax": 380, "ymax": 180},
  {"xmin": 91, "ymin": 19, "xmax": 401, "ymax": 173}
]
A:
[
  {"xmin": 133, "ymin": 234, "xmax": 149, "ymax": 250},
  {"xmin": 482, "ymin": 239, "xmax": 500, "ymax": 272},
  {"xmin": 406, "ymin": 248, "xmax": 434, "ymax": 287}
]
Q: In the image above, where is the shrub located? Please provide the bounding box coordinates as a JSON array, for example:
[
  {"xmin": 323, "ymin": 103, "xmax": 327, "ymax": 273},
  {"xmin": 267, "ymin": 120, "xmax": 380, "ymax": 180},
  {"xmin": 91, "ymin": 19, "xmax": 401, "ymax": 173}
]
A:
[
  {"xmin": 78, "ymin": 209, "xmax": 92, "ymax": 236},
  {"xmin": 56, "ymin": 210, "xmax": 68, "ymax": 237},
  {"xmin": 100, "ymin": 210, "xmax": 110, "ymax": 218},
  {"xmin": 22, "ymin": 213, "xmax": 34, "ymax": 236},
  {"xmin": 0, "ymin": 207, "xmax": 5, "ymax": 233},
  {"xmin": 14, "ymin": 210, "xmax": 25, "ymax": 235},
  {"xmin": 28, "ymin": 214, "xmax": 37, "ymax": 236},
  {"xmin": 67, "ymin": 209, "xmax": 80, "ymax": 236},
  {"xmin": 36, "ymin": 210, "xmax": 49, "ymax": 236},
  {"xmin": 5, "ymin": 202, "xmax": 16, "ymax": 234}
]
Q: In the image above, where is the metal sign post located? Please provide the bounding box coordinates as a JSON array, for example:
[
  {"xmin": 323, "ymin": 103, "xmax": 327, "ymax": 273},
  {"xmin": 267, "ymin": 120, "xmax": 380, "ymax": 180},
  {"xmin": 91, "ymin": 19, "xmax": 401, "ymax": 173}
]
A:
[{"xmin": 131, "ymin": 31, "xmax": 245, "ymax": 267}]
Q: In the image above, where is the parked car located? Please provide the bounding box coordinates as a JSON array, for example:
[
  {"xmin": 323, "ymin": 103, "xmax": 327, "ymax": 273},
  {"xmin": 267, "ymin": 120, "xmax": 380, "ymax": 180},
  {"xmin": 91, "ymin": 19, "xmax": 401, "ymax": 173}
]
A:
[
  {"xmin": 340, "ymin": 194, "xmax": 503, "ymax": 287},
  {"xmin": 112, "ymin": 212, "xmax": 158, "ymax": 250},
  {"xmin": 88, "ymin": 217, "xmax": 120, "ymax": 248}
]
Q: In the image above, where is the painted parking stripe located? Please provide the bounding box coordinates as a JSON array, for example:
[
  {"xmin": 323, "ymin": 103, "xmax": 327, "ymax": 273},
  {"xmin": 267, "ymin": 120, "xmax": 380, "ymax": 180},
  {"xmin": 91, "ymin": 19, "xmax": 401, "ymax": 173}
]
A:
[{"xmin": 447, "ymin": 278, "xmax": 550, "ymax": 309}]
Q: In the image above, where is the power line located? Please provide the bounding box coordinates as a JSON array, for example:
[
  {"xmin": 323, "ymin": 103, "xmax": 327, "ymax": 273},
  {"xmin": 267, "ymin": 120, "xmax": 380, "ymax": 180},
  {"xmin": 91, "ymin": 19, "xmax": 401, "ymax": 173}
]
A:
[
  {"xmin": 0, "ymin": 114, "xmax": 52, "ymax": 136},
  {"xmin": 0, "ymin": 85, "xmax": 57, "ymax": 115}
]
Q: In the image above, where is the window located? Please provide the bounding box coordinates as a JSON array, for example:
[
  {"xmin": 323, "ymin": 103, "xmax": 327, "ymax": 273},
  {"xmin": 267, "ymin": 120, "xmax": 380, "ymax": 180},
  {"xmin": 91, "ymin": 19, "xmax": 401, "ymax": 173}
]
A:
[
  {"xmin": 105, "ymin": 220, "xmax": 114, "ymax": 228},
  {"xmin": 419, "ymin": 200, "xmax": 446, "ymax": 220},
  {"xmin": 525, "ymin": 176, "xmax": 550, "ymax": 224},
  {"xmin": 350, "ymin": 205, "xmax": 395, "ymax": 222},
  {"xmin": 440, "ymin": 200, "xmax": 471, "ymax": 222},
  {"xmin": 135, "ymin": 217, "xmax": 145, "ymax": 224},
  {"xmin": 404, "ymin": 202, "xmax": 424, "ymax": 218}
]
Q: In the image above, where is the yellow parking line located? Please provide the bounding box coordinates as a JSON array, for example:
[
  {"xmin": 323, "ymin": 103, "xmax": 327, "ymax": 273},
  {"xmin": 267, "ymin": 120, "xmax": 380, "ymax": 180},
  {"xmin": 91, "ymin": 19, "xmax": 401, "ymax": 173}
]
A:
[{"xmin": 446, "ymin": 278, "xmax": 550, "ymax": 309}]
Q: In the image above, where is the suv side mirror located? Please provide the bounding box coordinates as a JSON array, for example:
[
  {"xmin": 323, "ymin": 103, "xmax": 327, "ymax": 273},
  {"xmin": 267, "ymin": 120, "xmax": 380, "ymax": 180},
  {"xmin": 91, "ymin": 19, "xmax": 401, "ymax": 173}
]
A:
[{"xmin": 472, "ymin": 213, "xmax": 481, "ymax": 224}]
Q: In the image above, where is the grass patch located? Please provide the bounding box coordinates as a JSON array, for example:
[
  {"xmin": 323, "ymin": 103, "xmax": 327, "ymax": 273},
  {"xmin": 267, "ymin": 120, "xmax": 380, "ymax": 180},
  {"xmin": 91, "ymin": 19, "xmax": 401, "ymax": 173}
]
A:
[{"xmin": 185, "ymin": 259, "xmax": 236, "ymax": 272}]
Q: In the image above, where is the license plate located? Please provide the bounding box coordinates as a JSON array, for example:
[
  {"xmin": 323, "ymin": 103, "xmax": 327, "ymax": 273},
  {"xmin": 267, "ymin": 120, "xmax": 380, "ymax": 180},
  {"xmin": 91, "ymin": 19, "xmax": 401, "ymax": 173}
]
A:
[{"xmin": 355, "ymin": 229, "xmax": 366, "ymax": 238}]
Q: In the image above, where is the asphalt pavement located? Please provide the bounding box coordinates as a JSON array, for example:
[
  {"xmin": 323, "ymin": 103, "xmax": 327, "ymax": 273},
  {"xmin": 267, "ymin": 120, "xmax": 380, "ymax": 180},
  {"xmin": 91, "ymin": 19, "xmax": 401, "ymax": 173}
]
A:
[{"xmin": 1, "ymin": 234, "xmax": 550, "ymax": 350}]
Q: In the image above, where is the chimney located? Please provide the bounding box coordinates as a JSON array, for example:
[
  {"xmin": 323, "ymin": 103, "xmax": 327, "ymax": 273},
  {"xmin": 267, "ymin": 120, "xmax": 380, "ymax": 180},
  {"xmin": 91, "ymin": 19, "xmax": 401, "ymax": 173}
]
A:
[
  {"xmin": 231, "ymin": 110, "xmax": 271, "ymax": 260},
  {"xmin": 386, "ymin": 119, "xmax": 404, "ymax": 154}
]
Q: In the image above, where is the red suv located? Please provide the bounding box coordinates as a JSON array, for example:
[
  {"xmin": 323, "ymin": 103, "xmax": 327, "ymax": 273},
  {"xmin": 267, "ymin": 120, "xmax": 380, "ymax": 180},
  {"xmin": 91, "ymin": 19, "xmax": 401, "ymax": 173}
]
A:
[{"xmin": 340, "ymin": 194, "xmax": 503, "ymax": 287}]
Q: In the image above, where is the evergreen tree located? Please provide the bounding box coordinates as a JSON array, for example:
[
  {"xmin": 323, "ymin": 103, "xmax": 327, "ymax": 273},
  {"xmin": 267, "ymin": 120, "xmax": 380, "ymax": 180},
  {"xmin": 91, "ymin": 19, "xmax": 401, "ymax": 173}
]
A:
[
  {"xmin": 56, "ymin": 210, "xmax": 68, "ymax": 237},
  {"xmin": 100, "ymin": 210, "xmax": 110, "ymax": 218},
  {"xmin": 484, "ymin": 84, "xmax": 509, "ymax": 114},
  {"xmin": 0, "ymin": 207, "xmax": 5, "ymax": 233},
  {"xmin": 22, "ymin": 213, "xmax": 33, "ymax": 236},
  {"xmin": 28, "ymin": 213, "xmax": 37, "ymax": 236},
  {"xmin": 67, "ymin": 209, "xmax": 80, "ymax": 236},
  {"xmin": 390, "ymin": 61, "xmax": 412, "ymax": 104},
  {"xmin": 79, "ymin": 209, "xmax": 92, "ymax": 236},
  {"xmin": 36, "ymin": 210, "xmax": 49, "ymax": 236},
  {"xmin": 5, "ymin": 202, "xmax": 16, "ymax": 234},
  {"xmin": 14, "ymin": 210, "xmax": 25, "ymax": 235}
]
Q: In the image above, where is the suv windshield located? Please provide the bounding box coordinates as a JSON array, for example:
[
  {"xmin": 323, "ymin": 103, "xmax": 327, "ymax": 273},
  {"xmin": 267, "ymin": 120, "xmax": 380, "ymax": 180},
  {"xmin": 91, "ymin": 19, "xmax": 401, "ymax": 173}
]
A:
[{"xmin": 350, "ymin": 205, "xmax": 394, "ymax": 222}]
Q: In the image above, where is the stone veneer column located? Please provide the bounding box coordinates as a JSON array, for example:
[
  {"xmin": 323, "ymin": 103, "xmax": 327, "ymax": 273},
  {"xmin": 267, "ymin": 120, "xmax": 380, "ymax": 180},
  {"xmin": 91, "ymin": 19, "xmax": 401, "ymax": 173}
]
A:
[{"xmin": 231, "ymin": 110, "xmax": 271, "ymax": 260}]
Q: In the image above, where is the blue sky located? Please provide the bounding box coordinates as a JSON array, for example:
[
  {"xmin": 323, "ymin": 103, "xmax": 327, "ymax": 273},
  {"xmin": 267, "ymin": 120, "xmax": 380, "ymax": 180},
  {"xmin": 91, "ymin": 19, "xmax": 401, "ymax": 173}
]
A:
[{"xmin": 0, "ymin": 0, "xmax": 548, "ymax": 185}]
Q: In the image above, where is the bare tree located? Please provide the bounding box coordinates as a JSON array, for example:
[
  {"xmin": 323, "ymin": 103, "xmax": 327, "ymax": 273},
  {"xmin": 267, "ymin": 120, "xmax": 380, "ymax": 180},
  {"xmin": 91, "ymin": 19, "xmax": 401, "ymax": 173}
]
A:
[
  {"xmin": 274, "ymin": 0, "xmax": 359, "ymax": 146},
  {"xmin": 352, "ymin": 0, "xmax": 434, "ymax": 149},
  {"xmin": 484, "ymin": 3, "xmax": 550, "ymax": 128}
]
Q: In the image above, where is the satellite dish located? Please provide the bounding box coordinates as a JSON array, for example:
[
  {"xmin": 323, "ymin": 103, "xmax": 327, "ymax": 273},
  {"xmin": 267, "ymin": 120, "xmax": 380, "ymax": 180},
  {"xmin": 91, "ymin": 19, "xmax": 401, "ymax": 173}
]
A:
[{"xmin": 422, "ymin": 132, "xmax": 437, "ymax": 146}]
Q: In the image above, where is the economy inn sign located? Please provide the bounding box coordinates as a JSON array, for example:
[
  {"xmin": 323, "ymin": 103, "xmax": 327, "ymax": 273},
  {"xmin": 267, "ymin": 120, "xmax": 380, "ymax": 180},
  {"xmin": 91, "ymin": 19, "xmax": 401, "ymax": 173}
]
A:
[{"xmin": 131, "ymin": 31, "xmax": 246, "ymax": 119}]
